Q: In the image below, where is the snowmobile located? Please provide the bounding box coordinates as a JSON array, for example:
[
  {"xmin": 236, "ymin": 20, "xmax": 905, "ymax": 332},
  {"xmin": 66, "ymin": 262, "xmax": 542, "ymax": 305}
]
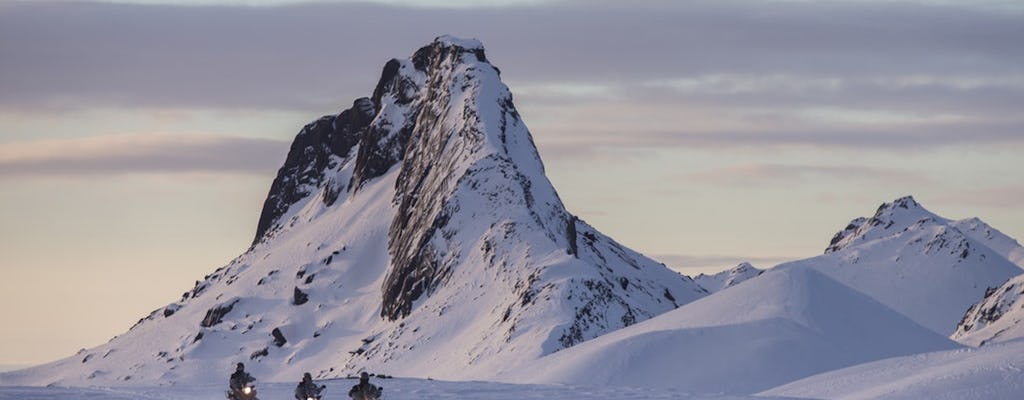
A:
[
  {"xmin": 349, "ymin": 386, "xmax": 382, "ymax": 400},
  {"xmin": 302, "ymin": 387, "xmax": 326, "ymax": 400},
  {"xmin": 226, "ymin": 383, "xmax": 259, "ymax": 400}
]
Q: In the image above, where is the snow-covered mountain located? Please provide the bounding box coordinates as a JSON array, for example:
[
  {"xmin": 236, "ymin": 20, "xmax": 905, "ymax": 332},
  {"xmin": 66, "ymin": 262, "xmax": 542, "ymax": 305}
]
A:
[
  {"xmin": 505, "ymin": 265, "xmax": 959, "ymax": 394},
  {"xmin": 953, "ymin": 273, "xmax": 1024, "ymax": 346},
  {"xmin": 0, "ymin": 36, "xmax": 706, "ymax": 387},
  {"xmin": 783, "ymin": 196, "xmax": 1023, "ymax": 335},
  {"xmin": 693, "ymin": 262, "xmax": 763, "ymax": 293}
]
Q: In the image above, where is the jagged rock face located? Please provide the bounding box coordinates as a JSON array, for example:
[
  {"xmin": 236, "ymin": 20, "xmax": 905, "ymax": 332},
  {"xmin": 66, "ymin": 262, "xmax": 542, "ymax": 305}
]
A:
[
  {"xmin": 382, "ymin": 37, "xmax": 564, "ymax": 320},
  {"xmin": 954, "ymin": 273, "xmax": 1024, "ymax": 346},
  {"xmin": 254, "ymin": 98, "xmax": 375, "ymax": 243}
]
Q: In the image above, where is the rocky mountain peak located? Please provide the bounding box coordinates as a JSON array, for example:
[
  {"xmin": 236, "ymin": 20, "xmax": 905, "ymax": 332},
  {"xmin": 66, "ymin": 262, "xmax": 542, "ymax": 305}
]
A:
[{"xmin": 826, "ymin": 195, "xmax": 941, "ymax": 253}]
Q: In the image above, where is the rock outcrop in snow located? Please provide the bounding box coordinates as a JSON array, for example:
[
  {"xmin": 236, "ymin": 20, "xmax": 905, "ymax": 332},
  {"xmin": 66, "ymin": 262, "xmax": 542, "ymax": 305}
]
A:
[
  {"xmin": 953, "ymin": 273, "xmax": 1024, "ymax": 346},
  {"xmin": 0, "ymin": 36, "xmax": 706, "ymax": 387}
]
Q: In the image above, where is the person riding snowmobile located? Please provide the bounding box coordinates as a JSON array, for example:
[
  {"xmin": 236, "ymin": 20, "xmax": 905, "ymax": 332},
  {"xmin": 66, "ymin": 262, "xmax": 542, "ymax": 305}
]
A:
[
  {"xmin": 348, "ymin": 371, "xmax": 382, "ymax": 400},
  {"xmin": 228, "ymin": 362, "xmax": 258, "ymax": 400},
  {"xmin": 295, "ymin": 372, "xmax": 326, "ymax": 400}
]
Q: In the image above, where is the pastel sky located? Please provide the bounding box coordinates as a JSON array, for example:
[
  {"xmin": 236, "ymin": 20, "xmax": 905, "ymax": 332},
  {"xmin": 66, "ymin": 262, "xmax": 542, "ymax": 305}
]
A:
[{"xmin": 1, "ymin": 0, "xmax": 1022, "ymax": 367}]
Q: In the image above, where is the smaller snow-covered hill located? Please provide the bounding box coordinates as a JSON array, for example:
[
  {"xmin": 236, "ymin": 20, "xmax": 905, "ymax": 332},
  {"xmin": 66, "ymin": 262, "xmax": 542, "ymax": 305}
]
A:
[
  {"xmin": 693, "ymin": 262, "xmax": 763, "ymax": 293},
  {"xmin": 953, "ymin": 273, "xmax": 1024, "ymax": 346},
  {"xmin": 761, "ymin": 338, "xmax": 1024, "ymax": 400},
  {"xmin": 504, "ymin": 265, "xmax": 959, "ymax": 395},
  {"xmin": 785, "ymin": 196, "xmax": 1023, "ymax": 335}
]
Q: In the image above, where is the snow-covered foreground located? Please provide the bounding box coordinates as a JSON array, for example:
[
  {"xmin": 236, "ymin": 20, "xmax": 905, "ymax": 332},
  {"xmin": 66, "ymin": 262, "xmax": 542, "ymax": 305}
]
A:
[
  {"xmin": 762, "ymin": 339, "xmax": 1024, "ymax": 400},
  {"xmin": 0, "ymin": 378, "xmax": 792, "ymax": 400}
]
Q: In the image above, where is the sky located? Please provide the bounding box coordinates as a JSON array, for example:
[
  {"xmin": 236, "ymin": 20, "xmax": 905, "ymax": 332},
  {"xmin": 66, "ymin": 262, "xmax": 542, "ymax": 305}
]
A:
[{"xmin": 1, "ymin": 0, "xmax": 1022, "ymax": 367}]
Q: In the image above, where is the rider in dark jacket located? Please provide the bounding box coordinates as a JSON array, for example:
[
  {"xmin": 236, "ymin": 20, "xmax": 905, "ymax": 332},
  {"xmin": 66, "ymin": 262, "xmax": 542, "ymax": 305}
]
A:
[
  {"xmin": 295, "ymin": 372, "xmax": 325, "ymax": 400},
  {"xmin": 229, "ymin": 362, "xmax": 256, "ymax": 398},
  {"xmin": 348, "ymin": 372, "xmax": 382, "ymax": 400}
]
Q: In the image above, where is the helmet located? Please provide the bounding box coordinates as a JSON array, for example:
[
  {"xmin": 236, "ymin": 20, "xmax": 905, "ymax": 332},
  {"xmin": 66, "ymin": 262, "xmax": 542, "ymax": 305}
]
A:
[
  {"xmin": 303, "ymin": 372, "xmax": 312, "ymax": 381},
  {"xmin": 359, "ymin": 371, "xmax": 369, "ymax": 381},
  {"xmin": 236, "ymin": 362, "xmax": 245, "ymax": 371}
]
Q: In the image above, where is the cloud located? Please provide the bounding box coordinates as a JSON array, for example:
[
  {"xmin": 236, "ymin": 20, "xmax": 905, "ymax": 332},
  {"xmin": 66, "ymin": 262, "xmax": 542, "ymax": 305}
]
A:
[
  {"xmin": 934, "ymin": 186, "xmax": 1024, "ymax": 209},
  {"xmin": 0, "ymin": 134, "xmax": 289, "ymax": 177},
  {"xmin": 685, "ymin": 163, "xmax": 931, "ymax": 186},
  {"xmin": 2, "ymin": 0, "xmax": 1022, "ymax": 112}
]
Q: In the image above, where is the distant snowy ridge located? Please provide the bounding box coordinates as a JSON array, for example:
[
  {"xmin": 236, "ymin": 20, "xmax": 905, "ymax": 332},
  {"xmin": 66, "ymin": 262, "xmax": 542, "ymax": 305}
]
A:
[
  {"xmin": 783, "ymin": 195, "xmax": 1023, "ymax": 335},
  {"xmin": 0, "ymin": 36, "xmax": 705, "ymax": 387},
  {"xmin": 693, "ymin": 262, "xmax": 763, "ymax": 293}
]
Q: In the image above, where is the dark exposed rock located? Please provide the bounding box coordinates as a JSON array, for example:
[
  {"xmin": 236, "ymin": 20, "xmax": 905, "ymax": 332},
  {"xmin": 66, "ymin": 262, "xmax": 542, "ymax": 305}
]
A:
[
  {"xmin": 250, "ymin": 347, "xmax": 269, "ymax": 360},
  {"xmin": 200, "ymin": 300, "xmax": 238, "ymax": 328},
  {"xmin": 293, "ymin": 287, "xmax": 309, "ymax": 306},
  {"xmin": 271, "ymin": 328, "xmax": 287, "ymax": 347},
  {"xmin": 349, "ymin": 57, "xmax": 423, "ymax": 192},
  {"xmin": 253, "ymin": 98, "xmax": 375, "ymax": 244},
  {"xmin": 566, "ymin": 215, "xmax": 579, "ymax": 257}
]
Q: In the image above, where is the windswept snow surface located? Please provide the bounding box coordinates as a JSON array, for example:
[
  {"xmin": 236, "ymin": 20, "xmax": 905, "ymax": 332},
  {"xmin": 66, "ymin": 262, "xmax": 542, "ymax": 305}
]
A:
[
  {"xmin": 0, "ymin": 379, "xmax": 792, "ymax": 400},
  {"xmin": 504, "ymin": 266, "xmax": 959, "ymax": 394},
  {"xmin": 762, "ymin": 339, "xmax": 1024, "ymax": 400}
]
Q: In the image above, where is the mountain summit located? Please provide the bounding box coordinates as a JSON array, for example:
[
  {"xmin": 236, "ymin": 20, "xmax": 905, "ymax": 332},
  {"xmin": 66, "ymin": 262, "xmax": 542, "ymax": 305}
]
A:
[{"xmin": 0, "ymin": 36, "xmax": 706, "ymax": 386}]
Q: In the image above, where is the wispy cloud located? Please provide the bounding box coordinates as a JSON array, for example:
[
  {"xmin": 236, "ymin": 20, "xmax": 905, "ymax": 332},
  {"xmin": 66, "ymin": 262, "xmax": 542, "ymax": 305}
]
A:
[
  {"xmin": 2, "ymin": 0, "xmax": 1022, "ymax": 111},
  {"xmin": 935, "ymin": 186, "xmax": 1024, "ymax": 209},
  {"xmin": 0, "ymin": 134, "xmax": 288, "ymax": 177},
  {"xmin": 686, "ymin": 163, "xmax": 931, "ymax": 186}
]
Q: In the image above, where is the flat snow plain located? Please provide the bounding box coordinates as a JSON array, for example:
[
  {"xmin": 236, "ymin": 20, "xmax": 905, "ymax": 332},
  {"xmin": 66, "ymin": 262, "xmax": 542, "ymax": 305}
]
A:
[{"xmin": 0, "ymin": 378, "xmax": 794, "ymax": 400}]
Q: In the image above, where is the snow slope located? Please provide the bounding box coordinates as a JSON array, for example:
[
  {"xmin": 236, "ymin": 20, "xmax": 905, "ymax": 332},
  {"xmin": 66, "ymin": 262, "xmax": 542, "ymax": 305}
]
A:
[
  {"xmin": 954, "ymin": 273, "xmax": 1024, "ymax": 346},
  {"xmin": 762, "ymin": 338, "xmax": 1024, "ymax": 400},
  {"xmin": 693, "ymin": 262, "xmax": 763, "ymax": 293},
  {"xmin": 504, "ymin": 265, "xmax": 959, "ymax": 394},
  {"xmin": 785, "ymin": 196, "xmax": 1023, "ymax": 335},
  {"xmin": 0, "ymin": 36, "xmax": 706, "ymax": 387}
]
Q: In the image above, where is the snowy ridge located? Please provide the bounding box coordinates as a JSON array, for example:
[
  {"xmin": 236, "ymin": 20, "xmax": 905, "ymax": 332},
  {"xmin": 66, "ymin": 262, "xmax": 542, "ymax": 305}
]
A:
[
  {"xmin": 784, "ymin": 195, "xmax": 1023, "ymax": 334},
  {"xmin": 0, "ymin": 36, "xmax": 705, "ymax": 387},
  {"xmin": 504, "ymin": 265, "xmax": 959, "ymax": 394},
  {"xmin": 954, "ymin": 273, "xmax": 1024, "ymax": 346},
  {"xmin": 693, "ymin": 262, "xmax": 763, "ymax": 293},
  {"xmin": 953, "ymin": 217, "xmax": 1024, "ymax": 268},
  {"xmin": 762, "ymin": 339, "xmax": 1024, "ymax": 399}
]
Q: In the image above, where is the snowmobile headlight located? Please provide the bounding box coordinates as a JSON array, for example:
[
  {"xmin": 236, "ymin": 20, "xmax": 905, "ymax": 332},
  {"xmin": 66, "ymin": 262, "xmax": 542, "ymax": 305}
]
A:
[{"xmin": 243, "ymin": 386, "xmax": 253, "ymax": 394}]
